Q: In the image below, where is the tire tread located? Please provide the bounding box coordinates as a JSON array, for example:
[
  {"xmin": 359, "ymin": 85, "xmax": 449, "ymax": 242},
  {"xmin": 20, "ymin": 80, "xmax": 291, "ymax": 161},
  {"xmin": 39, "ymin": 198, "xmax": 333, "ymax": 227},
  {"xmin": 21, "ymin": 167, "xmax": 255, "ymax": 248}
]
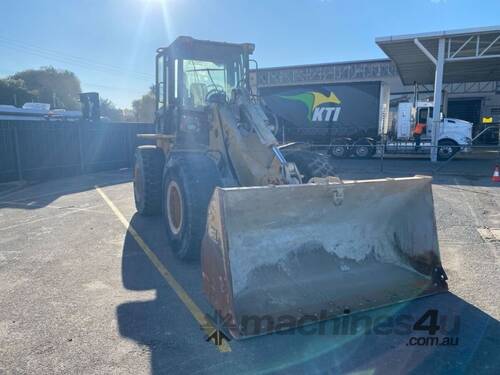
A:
[{"xmin": 134, "ymin": 146, "xmax": 164, "ymax": 215}]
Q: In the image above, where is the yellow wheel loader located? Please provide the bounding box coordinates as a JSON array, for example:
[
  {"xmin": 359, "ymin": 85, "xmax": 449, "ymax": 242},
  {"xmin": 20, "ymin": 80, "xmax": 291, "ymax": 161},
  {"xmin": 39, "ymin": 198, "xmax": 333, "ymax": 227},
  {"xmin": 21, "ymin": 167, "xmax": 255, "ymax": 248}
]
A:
[{"xmin": 133, "ymin": 36, "xmax": 448, "ymax": 339}]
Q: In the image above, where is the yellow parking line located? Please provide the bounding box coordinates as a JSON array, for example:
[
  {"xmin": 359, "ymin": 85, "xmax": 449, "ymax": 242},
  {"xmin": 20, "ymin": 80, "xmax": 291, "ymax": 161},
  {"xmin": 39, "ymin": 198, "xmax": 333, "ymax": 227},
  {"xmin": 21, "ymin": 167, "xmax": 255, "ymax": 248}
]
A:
[{"xmin": 95, "ymin": 186, "xmax": 231, "ymax": 353}]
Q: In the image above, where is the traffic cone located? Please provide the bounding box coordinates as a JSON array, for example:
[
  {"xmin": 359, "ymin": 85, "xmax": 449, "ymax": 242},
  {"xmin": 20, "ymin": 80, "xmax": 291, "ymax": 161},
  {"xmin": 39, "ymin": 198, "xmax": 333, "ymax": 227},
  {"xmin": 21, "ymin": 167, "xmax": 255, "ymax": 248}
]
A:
[{"xmin": 492, "ymin": 165, "xmax": 500, "ymax": 182}]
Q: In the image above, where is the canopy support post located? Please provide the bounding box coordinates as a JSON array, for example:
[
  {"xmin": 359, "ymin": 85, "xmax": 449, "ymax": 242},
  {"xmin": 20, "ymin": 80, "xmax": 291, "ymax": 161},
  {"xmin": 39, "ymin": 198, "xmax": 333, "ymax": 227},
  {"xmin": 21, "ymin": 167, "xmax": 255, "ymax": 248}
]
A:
[{"xmin": 431, "ymin": 38, "xmax": 445, "ymax": 162}]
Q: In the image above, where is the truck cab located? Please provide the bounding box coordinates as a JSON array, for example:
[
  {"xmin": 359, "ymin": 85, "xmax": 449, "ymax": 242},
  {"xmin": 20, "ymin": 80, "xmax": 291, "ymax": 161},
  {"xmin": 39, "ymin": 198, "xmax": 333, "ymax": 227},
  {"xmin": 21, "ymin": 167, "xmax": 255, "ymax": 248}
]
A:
[{"xmin": 395, "ymin": 101, "xmax": 472, "ymax": 159}]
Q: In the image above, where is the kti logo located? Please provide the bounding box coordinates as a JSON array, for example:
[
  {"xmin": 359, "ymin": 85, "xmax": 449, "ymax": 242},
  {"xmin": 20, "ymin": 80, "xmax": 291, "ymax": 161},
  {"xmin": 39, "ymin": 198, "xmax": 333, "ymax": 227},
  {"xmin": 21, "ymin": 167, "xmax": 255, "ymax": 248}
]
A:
[{"xmin": 281, "ymin": 91, "xmax": 342, "ymax": 122}]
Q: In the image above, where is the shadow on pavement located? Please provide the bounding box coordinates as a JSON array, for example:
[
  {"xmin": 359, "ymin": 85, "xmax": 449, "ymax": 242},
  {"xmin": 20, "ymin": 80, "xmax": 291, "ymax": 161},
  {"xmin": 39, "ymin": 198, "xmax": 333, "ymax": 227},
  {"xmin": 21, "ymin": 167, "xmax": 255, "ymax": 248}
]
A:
[
  {"xmin": 116, "ymin": 214, "xmax": 212, "ymax": 373},
  {"xmin": 0, "ymin": 169, "xmax": 132, "ymax": 210},
  {"xmin": 116, "ymin": 214, "xmax": 500, "ymax": 375}
]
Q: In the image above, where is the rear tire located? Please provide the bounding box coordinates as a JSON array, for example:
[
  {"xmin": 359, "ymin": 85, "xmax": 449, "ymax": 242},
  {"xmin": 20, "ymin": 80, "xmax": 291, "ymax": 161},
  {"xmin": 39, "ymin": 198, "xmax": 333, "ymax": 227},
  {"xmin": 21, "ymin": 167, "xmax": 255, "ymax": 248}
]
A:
[
  {"xmin": 281, "ymin": 149, "xmax": 336, "ymax": 182},
  {"xmin": 134, "ymin": 146, "xmax": 164, "ymax": 216},
  {"xmin": 162, "ymin": 153, "xmax": 221, "ymax": 261}
]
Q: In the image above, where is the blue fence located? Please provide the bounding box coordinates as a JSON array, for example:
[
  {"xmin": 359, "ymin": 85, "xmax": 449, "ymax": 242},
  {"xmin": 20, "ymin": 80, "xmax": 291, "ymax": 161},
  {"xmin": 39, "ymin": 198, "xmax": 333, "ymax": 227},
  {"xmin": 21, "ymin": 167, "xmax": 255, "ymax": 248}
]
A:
[{"xmin": 0, "ymin": 120, "xmax": 155, "ymax": 183}]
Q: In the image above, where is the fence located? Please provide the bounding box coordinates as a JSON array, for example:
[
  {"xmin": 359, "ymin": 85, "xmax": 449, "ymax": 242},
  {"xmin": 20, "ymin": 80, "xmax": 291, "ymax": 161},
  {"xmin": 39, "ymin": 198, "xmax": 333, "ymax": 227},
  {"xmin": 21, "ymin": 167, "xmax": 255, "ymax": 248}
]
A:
[
  {"xmin": 0, "ymin": 120, "xmax": 154, "ymax": 183},
  {"xmin": 1, "ymin": 120, "xmax": 498, "ymax": 184}
]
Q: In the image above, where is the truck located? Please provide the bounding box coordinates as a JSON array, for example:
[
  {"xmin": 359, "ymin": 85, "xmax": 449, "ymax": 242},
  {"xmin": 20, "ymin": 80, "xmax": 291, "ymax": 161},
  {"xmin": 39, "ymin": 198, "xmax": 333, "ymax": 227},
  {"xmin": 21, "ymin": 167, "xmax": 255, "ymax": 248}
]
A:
[{"xmin": 260, "ymin": 81, "xmax": 473, "ymax": 160}]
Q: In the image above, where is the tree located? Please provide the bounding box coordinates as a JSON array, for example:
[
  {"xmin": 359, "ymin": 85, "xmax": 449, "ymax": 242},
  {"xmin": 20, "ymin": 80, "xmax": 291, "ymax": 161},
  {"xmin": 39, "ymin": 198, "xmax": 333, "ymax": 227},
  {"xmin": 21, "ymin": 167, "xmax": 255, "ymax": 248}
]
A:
[
  {"xmin": 11, "ymin": 66, "xmax": 82, "ymax": 109},
  {"xmin": 0, "ymin": 78, "xmax": 36, "ymax": 106},
  {"xmin": 100, "ymin": 98, "xmax": 123, "ymax": 121},
  {"xmin": 121, "ymin": 108, "xmax": 136, "ymax": 122},
  {"xmin": 132, "ymin": 86, "xmax": 155, "ymax": 123},
  {"xmin": 0, "ymin": 67, "xmax": 132, "ymax": 121}
]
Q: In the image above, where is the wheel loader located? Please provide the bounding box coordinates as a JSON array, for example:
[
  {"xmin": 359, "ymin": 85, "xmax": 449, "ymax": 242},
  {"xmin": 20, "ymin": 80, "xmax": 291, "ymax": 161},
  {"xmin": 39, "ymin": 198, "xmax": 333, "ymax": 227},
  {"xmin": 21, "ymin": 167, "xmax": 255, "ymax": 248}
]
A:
[{"xmin": 133, "ymin": 36, "xmax": 448, "ymax": 339}]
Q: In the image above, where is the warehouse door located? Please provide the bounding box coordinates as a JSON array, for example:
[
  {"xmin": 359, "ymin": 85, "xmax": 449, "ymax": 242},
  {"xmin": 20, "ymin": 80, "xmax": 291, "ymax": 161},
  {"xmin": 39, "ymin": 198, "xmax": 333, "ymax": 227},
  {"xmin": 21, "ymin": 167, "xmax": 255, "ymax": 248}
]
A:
[{"xmin": 447, "ymin": 99, "xmax": 482, "ymax": 141}]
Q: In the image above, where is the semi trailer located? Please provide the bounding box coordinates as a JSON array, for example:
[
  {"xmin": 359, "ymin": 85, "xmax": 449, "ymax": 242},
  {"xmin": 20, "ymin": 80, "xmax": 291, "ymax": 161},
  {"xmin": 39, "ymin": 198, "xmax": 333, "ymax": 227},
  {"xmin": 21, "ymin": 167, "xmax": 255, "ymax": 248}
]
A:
[{"xmin": 260, "ymin": 81, "xmax": 473, "ymax": 160}]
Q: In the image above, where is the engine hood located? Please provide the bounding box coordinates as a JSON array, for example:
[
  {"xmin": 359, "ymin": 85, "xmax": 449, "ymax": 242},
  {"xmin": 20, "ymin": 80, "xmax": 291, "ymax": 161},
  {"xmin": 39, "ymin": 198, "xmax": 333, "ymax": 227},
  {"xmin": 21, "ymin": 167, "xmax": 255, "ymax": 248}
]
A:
[
  {"xmin": 444, "ymin": 118, "xmax": 473, "ymax": 128},
  {"xmin": 441, "ymin": 118, "xmax": 473, "ymax": 140}
]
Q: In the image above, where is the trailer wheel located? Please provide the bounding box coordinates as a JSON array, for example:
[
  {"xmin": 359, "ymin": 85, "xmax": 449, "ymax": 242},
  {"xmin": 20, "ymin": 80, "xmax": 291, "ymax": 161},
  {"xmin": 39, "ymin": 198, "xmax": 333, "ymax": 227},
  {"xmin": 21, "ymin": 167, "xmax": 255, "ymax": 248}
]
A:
[
  {"xmin": 330, "ymin": 144, "xmax": 349, "ymax": 158},
  {"xmin": 162, "ymin": 154, "xmax": 221, "ymax": 261},
  {"xmin": 134, "ymin": 146, "xmax": 165, "ymax": 216},
  {"xmin": 281, "ymin": 149, "xmax": 336, "ymax": 182},
  {"xmin": 353, "ymin": 139, "xmax": 375, "ymax": 159},
  {"xmin": 329, "ymin": 138, "xmax": 351, "ymax": 158},
  {"xmin": 437, "ymin": 139, "xmax": 459, "ymax": 161}
]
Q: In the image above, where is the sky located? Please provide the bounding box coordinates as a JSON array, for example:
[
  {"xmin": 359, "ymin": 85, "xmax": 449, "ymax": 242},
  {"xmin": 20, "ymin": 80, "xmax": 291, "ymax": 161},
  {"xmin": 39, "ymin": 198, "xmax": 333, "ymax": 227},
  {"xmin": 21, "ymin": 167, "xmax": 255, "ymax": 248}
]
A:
[{"xmin": 0, "ymin": 0, "xmax": 499, "ymax": 108}]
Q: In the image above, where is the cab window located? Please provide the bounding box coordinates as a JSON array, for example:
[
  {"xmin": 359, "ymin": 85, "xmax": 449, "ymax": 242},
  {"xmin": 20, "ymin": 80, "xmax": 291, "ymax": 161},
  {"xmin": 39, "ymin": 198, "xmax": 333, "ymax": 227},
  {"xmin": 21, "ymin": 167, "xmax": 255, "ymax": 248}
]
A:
[
  {"xmin": 417, "ymin": 107, "xmax": 434, "ymax": 124},
  {"xmin": 418, "ymin": 108, "xmax": 428, "ymax": 124},
  {"xmin": 180, "ymin": 56, "xmax": 245, "ymax": 109}
]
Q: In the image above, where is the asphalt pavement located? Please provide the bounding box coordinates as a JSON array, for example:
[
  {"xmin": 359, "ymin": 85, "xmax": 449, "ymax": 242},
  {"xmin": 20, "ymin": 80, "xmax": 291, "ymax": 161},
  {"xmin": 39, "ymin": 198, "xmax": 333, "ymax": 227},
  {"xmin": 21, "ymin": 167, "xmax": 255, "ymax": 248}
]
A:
[{"xmin": 0, "ymin": 158, "xmax": 499, "ymax": 374}]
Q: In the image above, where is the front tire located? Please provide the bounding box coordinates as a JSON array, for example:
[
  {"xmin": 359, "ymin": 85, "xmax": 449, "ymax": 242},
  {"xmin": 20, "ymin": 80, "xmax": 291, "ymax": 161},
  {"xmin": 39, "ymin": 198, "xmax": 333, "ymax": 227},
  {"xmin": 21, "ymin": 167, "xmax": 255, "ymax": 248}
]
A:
[
  {"xmin": 134, "ymin": 146, "xmax": 164, "ymax": 216},
  {"xmin": 437, "ymin": 140, "xmax": 459, "ymax": 161},
  {"xmin": 162, "ymin": 154, "xmax": 221, "ymax": 261}
]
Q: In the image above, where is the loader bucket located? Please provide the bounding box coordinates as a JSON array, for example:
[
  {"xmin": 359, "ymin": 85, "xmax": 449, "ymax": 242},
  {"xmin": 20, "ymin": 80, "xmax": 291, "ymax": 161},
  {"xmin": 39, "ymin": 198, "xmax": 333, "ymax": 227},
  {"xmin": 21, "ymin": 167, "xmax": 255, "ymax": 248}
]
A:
[{"xmin": 201, "ymin": 176, "xmax": 448, "ymax": 339}]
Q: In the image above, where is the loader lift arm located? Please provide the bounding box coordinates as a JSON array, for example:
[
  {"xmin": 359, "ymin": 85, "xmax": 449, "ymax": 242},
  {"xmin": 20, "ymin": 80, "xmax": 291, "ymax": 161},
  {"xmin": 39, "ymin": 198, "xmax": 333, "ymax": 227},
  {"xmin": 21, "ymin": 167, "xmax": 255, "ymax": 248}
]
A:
[{"xmin": 152, "ymin": 36, "xmax": 301, "ymax": 187}]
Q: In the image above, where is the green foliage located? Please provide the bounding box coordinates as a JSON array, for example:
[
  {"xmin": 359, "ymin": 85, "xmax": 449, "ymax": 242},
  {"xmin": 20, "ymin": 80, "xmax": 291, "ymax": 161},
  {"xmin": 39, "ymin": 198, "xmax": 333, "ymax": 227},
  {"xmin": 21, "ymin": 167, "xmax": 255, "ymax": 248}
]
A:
[
  {"xmin": 0, "ymin": 78, "xmax": 36, "ymax": 106},
  {"xmin": 1, "ymin": 66, "xmax": 151, "ymax": 123},
  {"xmin": 100, "ymin": 98, "xmax": 123, "ymax": 121},
  {"xmin": 2, "ymin": 66, "xmax": 82, "ymax": 109},
  {"xmin": 132, "ymin": 86, "xmax": 155, "ymax": 123}
]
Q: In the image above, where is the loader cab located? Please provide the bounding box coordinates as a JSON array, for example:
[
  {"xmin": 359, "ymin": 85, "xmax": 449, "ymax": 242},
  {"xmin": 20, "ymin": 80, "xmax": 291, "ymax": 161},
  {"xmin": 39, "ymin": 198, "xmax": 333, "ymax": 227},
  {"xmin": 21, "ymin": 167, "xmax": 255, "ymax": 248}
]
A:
[{"xmin": 155, "ymin": 36, "xmax": 254, "ymax": 145}]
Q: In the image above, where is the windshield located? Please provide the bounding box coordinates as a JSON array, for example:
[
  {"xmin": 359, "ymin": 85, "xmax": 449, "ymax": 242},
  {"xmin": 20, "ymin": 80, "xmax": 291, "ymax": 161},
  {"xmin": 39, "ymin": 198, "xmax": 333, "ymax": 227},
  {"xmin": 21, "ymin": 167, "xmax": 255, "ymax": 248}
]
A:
[{"xmin": 182, "ymin": 56, "xmax": 245, "ymax": 108}]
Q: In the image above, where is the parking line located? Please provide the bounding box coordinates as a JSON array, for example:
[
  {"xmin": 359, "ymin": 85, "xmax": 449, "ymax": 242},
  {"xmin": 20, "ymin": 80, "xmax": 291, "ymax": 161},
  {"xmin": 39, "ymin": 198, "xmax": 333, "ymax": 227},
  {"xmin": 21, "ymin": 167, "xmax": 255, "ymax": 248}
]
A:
[{"xmin": 95, "ymin": 186, "xmax": 232, "ymax": 353}]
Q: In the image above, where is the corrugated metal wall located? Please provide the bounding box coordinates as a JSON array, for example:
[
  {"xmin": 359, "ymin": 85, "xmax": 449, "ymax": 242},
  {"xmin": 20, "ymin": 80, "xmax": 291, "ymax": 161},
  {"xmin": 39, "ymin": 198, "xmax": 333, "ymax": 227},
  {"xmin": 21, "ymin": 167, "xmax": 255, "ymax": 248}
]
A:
[
  {"xmin": 0, "ymin": 122, "xmax": 19, "ymax": 182},
  {"xmin": 0, "ymin": 120, "xmax": 154, "ymax": 183}
]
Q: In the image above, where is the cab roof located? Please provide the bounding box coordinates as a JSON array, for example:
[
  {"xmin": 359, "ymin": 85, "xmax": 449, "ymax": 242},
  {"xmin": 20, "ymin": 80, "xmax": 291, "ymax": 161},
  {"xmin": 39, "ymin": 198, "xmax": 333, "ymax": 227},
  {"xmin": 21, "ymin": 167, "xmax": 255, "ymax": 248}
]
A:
[{"xmin": 157, "ymin": 36, "xmax": 254, "ymax": 60}]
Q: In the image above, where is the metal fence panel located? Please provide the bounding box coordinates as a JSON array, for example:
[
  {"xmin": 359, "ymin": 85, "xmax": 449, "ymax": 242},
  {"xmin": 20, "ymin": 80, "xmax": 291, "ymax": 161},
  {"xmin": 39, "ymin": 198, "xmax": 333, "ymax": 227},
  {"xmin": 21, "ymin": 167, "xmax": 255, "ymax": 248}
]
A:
[
  {"xmin": 0, "ymin": 122, "xmax": 18, "ymax": 182},
  {"xmin": 16, "ymin": 121, "xmax": 81, "ymax": 180},
  {"xmin": 0, "ymin": 120, "xmax": 155, "ymax": 183},
  {"xmin": 82, "ymin": 122, "xmax": 129, "ymax": 173}
]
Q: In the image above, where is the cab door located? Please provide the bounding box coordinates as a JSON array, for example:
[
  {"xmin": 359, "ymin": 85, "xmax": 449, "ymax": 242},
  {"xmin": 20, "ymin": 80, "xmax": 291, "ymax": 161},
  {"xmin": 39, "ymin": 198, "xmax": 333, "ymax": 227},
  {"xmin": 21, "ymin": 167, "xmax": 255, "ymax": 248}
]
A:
[
  {"xmin": 155, "ymin": 53, "xmax": 171, "ymax": 134},
  {"xmin": 425, "ymin": 107, "xmax": 434, "ymax": 138},
  {"xmin": 416, "ymin": 107, "xmax": 433, "ymax": 139}
]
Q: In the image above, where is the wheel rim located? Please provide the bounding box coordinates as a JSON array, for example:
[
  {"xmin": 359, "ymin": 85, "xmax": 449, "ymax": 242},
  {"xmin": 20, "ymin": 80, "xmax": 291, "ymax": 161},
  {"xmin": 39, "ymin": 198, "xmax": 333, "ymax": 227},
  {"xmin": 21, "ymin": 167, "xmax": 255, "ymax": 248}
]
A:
[
  {"xmin": 439, "ymin": 145, "xmax": 453, "ymax": 157},
  {"xmin": 167, "ymin": 181, "xmax": 183, "ymax": 235},
  {"xmin": 332, "ymin": 146, "xmax": 345, "ymax": 157},
  {"xmin": 356, "ymin": 146, "xmax": 369, "ymax": 157}
]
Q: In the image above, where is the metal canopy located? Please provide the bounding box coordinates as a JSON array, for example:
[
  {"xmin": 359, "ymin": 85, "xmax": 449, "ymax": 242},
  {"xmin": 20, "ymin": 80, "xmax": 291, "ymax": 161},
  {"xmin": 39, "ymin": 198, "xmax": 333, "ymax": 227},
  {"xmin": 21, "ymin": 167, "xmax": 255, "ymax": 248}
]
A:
[
  {"xmin": 376, "ymin": 26, "xmax": 500, "ymax": 162},
  {"xmin": 376, "ymin": 26, "xmax": 500, "ymax": 85}
]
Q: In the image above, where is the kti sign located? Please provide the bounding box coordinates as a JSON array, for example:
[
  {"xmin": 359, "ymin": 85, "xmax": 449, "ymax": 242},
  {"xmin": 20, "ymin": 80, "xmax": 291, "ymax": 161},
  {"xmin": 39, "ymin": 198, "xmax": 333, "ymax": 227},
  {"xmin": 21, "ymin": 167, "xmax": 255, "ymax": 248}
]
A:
[{"xmin": 280, "ymin": 91, "xmax": 342, "ymax": 122}]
